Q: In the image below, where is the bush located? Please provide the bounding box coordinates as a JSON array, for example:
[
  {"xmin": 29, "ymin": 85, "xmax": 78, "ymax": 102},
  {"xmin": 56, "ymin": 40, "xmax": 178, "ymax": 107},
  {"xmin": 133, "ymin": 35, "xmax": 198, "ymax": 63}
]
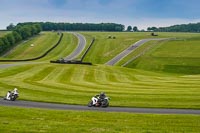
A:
[
  {"xmin": 107, "ymin": 35, "xmax": 116, "ymax": 39},
  {"xmin": 108, "ymin": 35, "xmax": 112, "ymax": 39}
]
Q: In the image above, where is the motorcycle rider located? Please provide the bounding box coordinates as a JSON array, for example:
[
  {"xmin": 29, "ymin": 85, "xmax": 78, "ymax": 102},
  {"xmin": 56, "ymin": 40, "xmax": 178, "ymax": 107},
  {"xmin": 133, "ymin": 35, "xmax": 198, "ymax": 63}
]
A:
[
  {"xmin": 99, "ymin": 92, "xmax": 106, "ymax": 99},
  {"xmin": 92, "ymin": 95, "xmax": 99, "ymax": 106},
  {"xmin": 92, "ymin": 92, "xmax": 106, "ymax": 105},
  {"xmin": 12, "ymin": 88, "xmax": 19, "ymax": 95},
  {"xmin": 4, "ymin": 88, "xmax": 19, "ymax": 101}
]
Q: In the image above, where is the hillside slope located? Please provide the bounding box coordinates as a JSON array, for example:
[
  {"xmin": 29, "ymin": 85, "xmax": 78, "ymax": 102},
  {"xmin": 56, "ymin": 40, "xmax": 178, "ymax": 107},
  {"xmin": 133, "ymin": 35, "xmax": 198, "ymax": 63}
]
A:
[
  {"xmin": 125, "ymin": 33, "xmax": 200, "ymax": 74},
  {"xmin": 0, "ymin": 63, "xmax": 200, "ymax": 109}
]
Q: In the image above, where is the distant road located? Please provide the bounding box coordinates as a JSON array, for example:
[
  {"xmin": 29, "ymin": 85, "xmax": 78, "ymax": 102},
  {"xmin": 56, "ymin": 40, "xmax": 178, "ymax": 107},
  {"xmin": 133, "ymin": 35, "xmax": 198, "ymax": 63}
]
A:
[
  {"xmin": 1, "ymin": 99, "xmax": 200, "ymax": 115},
  {"xmin": 0, "ymin": 62, "xmax": 45, "ymax": 69},
  {"xmin": 105, "ymin": 38, "xmax": 168, "ymax": 66},
  {"xmin": 0, "ymin": 64, "xmax": 18, "ymax": 68},
  {"xmin": 64, "ymin": 32, "xmax": 86, "ymax": 60}
]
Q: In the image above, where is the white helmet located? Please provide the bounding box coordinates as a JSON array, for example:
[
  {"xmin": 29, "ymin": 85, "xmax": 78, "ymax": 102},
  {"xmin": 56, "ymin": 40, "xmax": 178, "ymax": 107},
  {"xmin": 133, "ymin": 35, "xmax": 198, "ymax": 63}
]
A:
[{"xmin": 14, "ymin": 88, "xmax": 18, "ymax": 91}]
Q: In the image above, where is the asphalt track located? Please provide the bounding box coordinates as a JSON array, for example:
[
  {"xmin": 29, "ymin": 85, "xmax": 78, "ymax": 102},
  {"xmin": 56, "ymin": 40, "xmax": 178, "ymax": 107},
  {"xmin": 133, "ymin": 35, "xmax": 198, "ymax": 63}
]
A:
[
  {"xmin": 0, "ymin": 99, "xmax": 200, "ymax": 115},
  {"xmin": 64, "ymin": 32, "xmax": 86, "ymax": 60},
  {"xmin": 0, "ymin": 64, "xmax": 18, "ymax": 68},
  {"xmin": 0, "ymin": 62, "xmax": 45, "ymax": 69},
  {"xmin": 105, "ymin": 38, "xmax": 168, "ymax": 66}
]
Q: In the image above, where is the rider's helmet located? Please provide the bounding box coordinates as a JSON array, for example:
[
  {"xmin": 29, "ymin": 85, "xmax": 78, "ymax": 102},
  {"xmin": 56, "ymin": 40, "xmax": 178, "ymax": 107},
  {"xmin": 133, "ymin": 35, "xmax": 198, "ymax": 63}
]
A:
[
  {"xmin": 100, "ymin": 92, "xmax": 105, "ymax": 95},
  {"xmin": 14, "ymin": 88, "xmax": 18, "ymax": 91},
  {"xmin": 100, "ymin": 92, "xmax": 105, "ymax": 98}
]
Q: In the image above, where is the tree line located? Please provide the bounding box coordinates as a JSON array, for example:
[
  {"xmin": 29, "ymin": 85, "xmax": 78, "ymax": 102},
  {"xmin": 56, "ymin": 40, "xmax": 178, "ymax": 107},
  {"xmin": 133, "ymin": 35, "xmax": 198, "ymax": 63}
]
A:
[
  {"xmin": 126, "ymin": 25, "xmax": 139, "ymax": 32},
  {"xmin": 147, "ymin": 22, "xmax": 200, "ymax": 32},
  {"xmin": 0, "ymin": 24, "xmax": 41, "ymax": 54},
  {"xmin": 14, "ymin": 22, "xmax": 125, "ymax": 31},
  {"xmin": 2, "ymin": 21, "xmax": 124, "ymax": 55}
]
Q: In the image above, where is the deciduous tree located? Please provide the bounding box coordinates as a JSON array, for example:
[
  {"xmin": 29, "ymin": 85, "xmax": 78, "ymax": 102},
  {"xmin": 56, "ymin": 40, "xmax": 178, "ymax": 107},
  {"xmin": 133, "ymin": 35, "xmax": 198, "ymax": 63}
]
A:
[{"xmin": 127, "ymin": 26, "xmax": 132, "ymax": 31}]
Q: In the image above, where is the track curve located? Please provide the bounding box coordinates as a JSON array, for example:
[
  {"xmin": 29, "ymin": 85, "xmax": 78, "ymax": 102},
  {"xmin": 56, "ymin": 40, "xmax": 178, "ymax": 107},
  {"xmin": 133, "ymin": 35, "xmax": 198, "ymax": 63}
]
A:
[
  {"xmin": 65, "ymin": 32, "xmax": 86, "ymax": 60},
  {"xmin": 0, "ymin": 99, "xmax": 200, "ymax": 115}
]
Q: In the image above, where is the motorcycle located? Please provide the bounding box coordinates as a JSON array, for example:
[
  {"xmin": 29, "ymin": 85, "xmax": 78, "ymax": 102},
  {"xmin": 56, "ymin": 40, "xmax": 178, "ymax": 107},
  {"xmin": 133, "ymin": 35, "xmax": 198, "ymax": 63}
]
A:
[
  {"xmin": 88, "ymin": 96, "xmax": 110, "ymax": 108},
  {"xmin": 4, "ymin": 92, "xmax": 19, "ymax": 101}
]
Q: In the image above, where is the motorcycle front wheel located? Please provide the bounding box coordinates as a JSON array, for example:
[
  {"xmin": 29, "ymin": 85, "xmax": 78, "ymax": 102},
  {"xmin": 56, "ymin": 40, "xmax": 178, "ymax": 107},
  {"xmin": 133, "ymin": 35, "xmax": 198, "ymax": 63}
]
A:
[{"xmin": 87, "ymin": 100, "xmax": 93, "ymax": 107}]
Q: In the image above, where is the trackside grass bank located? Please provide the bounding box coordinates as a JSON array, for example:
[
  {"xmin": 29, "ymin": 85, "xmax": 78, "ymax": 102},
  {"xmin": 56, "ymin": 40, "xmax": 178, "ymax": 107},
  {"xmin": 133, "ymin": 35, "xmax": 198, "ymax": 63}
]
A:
[
  {"xmin": 0, "ymin": 32, "xmax": 60, "ymax": 60},
  {"xmin": 0, "ymin": 63, "xmax": 200, "ymax": 109},
  {"xmin": 0, "ymin": 31, "xmax": 200, "ymax": 132},
  {"xmin": 124, "ymin": 33, "xmax": 200, "ymax": 74},
  {"xmin": 0, "ymin": 106, "xmax": 200, "ymax": 133}
]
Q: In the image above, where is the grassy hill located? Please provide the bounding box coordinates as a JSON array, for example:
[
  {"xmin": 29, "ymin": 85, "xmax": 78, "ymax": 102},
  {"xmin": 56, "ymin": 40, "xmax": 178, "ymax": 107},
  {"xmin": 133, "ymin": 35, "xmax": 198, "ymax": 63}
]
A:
[
  {"xmin": 1, "ymin": 32, "xmax": 60, "ymax": 60},
  {"xmin": 0, "ymin": 32, "xmax": 79, "ymax": 61},
  {"xmin": 3, "ymin": 31, "xmax": 199, "ymax": 74},
  {"xmin": 38, "ymin": 32, "xmax": 78, "ymax": 61},
  {"xmin": 1, "ymin": 31, "xmax": 200, "ymax": 132},
  {"xmin": 80, "ymin": 32, "xmax": 162, "ymax": 64},
  {"xmin": 0, "ymin": 63, "xmax": 200, "ymax": 109},
  {"xmin": 124, "ymin": 33, "xmax": 200, "ymax": 74},
  {"xmin": 81, "ymin": 32, "xmax": 200, "ymax": 74},
  {"xmin": 0, "ymin": 31, "xmax": 200, "ymax": 109}
]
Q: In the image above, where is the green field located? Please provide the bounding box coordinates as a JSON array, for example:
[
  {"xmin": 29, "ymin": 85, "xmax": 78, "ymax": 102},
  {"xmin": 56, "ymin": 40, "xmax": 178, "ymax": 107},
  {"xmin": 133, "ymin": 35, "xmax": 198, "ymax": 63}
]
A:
[
  {"xmin": 1, "ymin": 32, "xmax": 61, "ymax": 60},
  {"xmin": 80, "ymin": 32, "xmax": 157, "ymax": 64},
  {"xmin": 0, "ymin": 31, "xmax": 200, "ymax": 132},
  {"xmin": 0, "ymin": 32, "xmax": 200, "ymax": 108},
  {"xmin": 0, "ymin": 106, "xmax": 200, "ymax": 133},
  {"xmin": 0, "ymin": 63, "xmax": 200, "ymax": 109},
  {"xmin": 38, "ymin": 32, "xmax": 78, "ymax": 61},
  {"xmin": 123, "ymin": 33, "xmax": 200, "ymax": 74},
  {"xmin": 81, "ymin": 32, "xmax": 200, "ymax": 65}
]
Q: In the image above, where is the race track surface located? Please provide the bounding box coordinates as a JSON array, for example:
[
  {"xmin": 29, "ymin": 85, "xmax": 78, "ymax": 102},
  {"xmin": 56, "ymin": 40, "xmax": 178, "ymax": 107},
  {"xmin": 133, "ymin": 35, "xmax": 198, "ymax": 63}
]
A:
[
  {"xmin": 65, "ymin": 32, "xmax": 86, "ymax": 60},
  {"xmin": 1, "ymin": 99, "xmax": 200, "ymax": 115},
  {"xmin": 0, "ymin": 64, "xmax": 18, "ymax": 68},
  {"xmin": 106, "ymin": 38, "xmax": 168, "ymax": 66}
]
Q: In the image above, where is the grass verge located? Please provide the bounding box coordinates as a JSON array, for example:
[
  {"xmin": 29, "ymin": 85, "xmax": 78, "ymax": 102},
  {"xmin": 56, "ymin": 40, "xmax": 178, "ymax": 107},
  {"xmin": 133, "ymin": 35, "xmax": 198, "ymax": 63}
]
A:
[{"xmin": 0, "ymin": 106, "xmax": 200, "ymax": 133}]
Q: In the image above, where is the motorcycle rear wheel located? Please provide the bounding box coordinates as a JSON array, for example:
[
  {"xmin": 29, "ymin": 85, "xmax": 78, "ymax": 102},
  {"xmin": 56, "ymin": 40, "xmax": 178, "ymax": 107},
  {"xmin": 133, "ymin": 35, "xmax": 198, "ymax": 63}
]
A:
[{"xmin": 101, "ymin": 99, "xmax": 109, "ymax": 108}]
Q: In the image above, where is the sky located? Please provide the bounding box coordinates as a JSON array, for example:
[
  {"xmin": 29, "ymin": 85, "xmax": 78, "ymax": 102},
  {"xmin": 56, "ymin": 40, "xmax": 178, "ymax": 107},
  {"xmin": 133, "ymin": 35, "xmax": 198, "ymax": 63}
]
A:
[{"xmin": 0, "ymin": 0, "xmax": 200, "ymax": 30}]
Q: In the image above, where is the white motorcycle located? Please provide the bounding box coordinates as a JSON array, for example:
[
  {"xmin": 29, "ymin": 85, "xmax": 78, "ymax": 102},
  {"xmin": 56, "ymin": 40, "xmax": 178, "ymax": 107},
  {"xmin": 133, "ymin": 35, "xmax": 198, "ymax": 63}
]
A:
[
  {"xmin": 88, "ymin": 95, "xmax": 110, "ymax": 108},
  {"xmin": 4, "ymin": 92, "xmax": 19, "ymax": 101}
]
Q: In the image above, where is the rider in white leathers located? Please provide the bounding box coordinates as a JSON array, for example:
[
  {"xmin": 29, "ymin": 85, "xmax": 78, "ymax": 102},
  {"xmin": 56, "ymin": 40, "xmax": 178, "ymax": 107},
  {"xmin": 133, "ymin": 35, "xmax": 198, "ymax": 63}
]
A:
[
  {"xmin": 92, "ymin": 96, "xmax": 99, "ymax": 105},
  {"xmin": 5, "ymin": 88, "xmax": 19, "ymax": 100},
  {"xmin": 92, "ymin": 92, "xmax": 106, "ymax": 105},
  {"xmin": 12, "ymin": 88, "xmax": 19, "ymax": 95}
]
